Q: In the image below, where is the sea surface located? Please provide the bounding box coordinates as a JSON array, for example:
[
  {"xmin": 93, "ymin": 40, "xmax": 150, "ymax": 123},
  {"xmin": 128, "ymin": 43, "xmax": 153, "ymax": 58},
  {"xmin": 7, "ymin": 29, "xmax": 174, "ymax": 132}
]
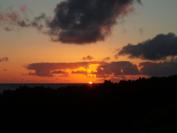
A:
[{"xmin": 0, "ymin": 84, "xmax": 86, "ymax": 93}]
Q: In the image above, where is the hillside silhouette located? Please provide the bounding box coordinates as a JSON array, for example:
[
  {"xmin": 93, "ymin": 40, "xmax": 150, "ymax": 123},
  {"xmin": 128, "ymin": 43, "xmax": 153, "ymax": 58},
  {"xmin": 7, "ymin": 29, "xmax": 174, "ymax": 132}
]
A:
[{"xmin": 1, "ymin": 75, "xmax": 177, "ymax": 132}]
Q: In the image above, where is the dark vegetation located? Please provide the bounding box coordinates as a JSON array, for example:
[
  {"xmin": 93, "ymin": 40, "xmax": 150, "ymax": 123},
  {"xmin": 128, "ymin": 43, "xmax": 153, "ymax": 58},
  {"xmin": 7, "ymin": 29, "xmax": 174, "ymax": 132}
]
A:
[{"xmin": 1, "ymin": 75, "xmax": 177, "ymax": 132}]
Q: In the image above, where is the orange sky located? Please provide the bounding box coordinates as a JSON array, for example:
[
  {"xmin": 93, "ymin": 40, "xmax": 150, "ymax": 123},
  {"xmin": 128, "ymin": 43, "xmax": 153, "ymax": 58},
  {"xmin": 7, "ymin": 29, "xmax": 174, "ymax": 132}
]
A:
[{"xmin": 0, "ymin": 0, "xmax": 177, "ymax": 83}]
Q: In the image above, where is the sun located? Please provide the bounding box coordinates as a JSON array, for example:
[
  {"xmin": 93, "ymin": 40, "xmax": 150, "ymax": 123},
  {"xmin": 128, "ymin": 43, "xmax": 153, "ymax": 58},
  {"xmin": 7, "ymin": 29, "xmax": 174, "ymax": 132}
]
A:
[{"xmin": 88, "ymin": 81, "xmax": 93, "ymax": 85}]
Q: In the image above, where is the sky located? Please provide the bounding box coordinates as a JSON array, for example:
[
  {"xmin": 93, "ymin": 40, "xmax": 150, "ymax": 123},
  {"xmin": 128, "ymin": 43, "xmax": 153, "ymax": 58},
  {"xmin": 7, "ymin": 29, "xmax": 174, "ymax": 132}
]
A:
[{"xmin": 0, "ymin": 0, "xmax": 177, "ymax": 83}]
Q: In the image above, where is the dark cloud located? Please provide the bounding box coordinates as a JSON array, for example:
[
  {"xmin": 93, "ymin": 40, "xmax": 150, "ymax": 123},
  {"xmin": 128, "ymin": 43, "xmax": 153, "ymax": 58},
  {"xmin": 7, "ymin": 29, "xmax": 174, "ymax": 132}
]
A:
[
  {"xmin": 82, "ymin": 55, "xmax": 94, "ymax": 61},
  {"xmin": 2, "ymin": 69, "xmax": 8, "ymax": 72},
  {"xmin": 102, "ymin": 57, "xmax": 111, "ymax": 62},
  {"xmin": 27, "ymin": 61, "xmax": 140, "ymax": 81},
  {"xmin": 17, "ymin": 20, "xmax": 31, "ymax": 27},
  {"xmin": 27, "ymin": 61, "xmax": 101, "ymax": 77},
  {"xmin": 49, "ymin": 0, "xmax": 140, "ymax": 44},
  {"xmin": 27, "ymin": 60, "xmax": 177, "ymax": 80},
  {"xmin": 72, "ymin": 70, "xmax": 87, "ymax": 75},
  {"xmin": 119, "ymin": 33, "xmax": 177, "ymax": 60},
  {"xmin": 4, "ymin": 27, "xmax": 13, "ymax": 32},
  {"xmin": 1, "ymin": 0, "xmax": 140, "ymax": 44},
  {"xmin": 96, "ymin": 61, "xmax": 139, "ymax": 77},
  {"xmin": 0, "ymin": 57, "xmax": 9, "ymax": 63},
  {"xmin": 51, "ymin": 70, "xmax": 68, "ymax": 77},
  {"xmin": 52, "ymin": 70, "xmax": 67, "ymax": 74},
  {"xmin": 140, "ymin": 61, "xmax": 177, "ymax": 77}
]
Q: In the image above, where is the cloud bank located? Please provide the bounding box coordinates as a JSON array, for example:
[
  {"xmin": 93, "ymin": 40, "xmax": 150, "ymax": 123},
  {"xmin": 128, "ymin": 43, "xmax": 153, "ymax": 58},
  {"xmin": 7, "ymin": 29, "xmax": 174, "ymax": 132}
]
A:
[
  {"xmin": 27, "ymin": 59, "xmax": 177, "ymax": 81},
  {"xmin": 96, "ymin": 61, "xmax": 139, "ymax": 76},
  {"xmin": 27, "ymin": 61, "xmax": 101, "ymax": 77},
  {"xmin": 119, "ymin": 33, "xmax": 177, "ymax": 60},
  {"xmin": 27, "ymin": 61, "xmax": 141, "ymax": 81},
  {"xmin": 140, "ymin": 61, "xmax": 177, "ymax": 77}
]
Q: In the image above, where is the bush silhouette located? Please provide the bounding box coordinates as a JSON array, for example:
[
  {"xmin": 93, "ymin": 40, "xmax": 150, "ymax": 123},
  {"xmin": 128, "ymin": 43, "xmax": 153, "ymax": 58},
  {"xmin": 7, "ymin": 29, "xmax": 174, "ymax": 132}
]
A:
[{"xmin": 0, "ymin": 75, "xmax": 177, "ymax": 132}]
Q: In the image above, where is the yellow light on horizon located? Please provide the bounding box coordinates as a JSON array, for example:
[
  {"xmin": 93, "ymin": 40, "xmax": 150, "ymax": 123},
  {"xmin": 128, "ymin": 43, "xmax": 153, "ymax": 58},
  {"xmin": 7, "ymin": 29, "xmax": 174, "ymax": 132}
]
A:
[{"xmin": 88, "ymin": 81, "xmax": 93, "ymax": 85}]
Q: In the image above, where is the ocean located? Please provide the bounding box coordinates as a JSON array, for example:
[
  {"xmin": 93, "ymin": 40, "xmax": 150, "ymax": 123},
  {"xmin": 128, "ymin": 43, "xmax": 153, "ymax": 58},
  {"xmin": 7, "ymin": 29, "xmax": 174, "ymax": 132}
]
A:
[{"xmin": 0, "ymin": 83, "xmax": 86, "ymax": 93}]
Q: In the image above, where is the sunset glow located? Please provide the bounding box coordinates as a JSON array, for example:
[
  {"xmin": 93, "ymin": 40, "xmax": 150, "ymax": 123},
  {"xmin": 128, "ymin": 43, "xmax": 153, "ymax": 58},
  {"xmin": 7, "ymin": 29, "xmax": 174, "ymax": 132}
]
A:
[
  {"xmin": 1, "ymin": 1, "xmax": 177, "ymax": 130},
  {"xmin": 88, "ymin": 81, "xmax": 93, "ymax": 85},
  {"xmin": 0, "ymin": 0, "xmax": 177, "ymax": 83}
]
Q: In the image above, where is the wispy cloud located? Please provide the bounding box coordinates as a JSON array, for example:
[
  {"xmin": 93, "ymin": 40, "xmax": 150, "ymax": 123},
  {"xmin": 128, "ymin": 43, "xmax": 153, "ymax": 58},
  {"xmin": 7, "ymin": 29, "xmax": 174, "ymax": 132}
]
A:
[
  {"xmin": 0, "ymin": 57, "xmax": 9, "ymax": 63},
  {"xmin": 82, "ymin": 55, "xmax": 94, "ymax": 61}
]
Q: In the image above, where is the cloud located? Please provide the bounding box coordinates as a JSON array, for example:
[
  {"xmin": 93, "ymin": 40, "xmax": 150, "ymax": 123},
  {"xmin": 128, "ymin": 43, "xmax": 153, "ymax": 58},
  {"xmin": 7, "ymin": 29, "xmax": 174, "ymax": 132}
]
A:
[
  {"xmin": 4, "ymin": 27, "xmax": 13, "ymax": 32},
  {"xmin": 27, "ymin": 61, "xmax": 139, "ymax": 78},
  {"xmin": 51, "ymin": 70, "xmax": 68, "ymax": 77},
  {"xmin": 1, "ymin": 0, "xmax": 140, "ymax": 44},
  {"xmin": 72, "ymin": 70, "xmax": 88, "ymax": 75},
  {"xmin": 0, "ymin": 57, "xmax": 9, "ymax": 63},
  {"xmin": 27, "ymin": 61, "xmax": 101, "ymax": 77},
  {"xmin": 96, "ymin": 61, "xmax": 139, "ymax": 77},
  {"xmin": 82, "ymin": 55, "xmax": 94, "ymax": 61},
  {"xmin": 49, "ymin": 0, "xmax": 140, "ymax": 44},
  {"xmin": 0, "ymin": 8, "xmax": 49, "ymax": 32},
  {"xmin": 119, "ymin": 33, "xmax": 177, "ymax": 60},
  {"xmin": 26, "ymin": 61, "xmax": 141, "ymax": 82},
  {"xmin": 140, "ymin": 61, "xmax": 177, "ymax": 77},
  {"xmin": 0, "ymin": 8, "xmax": 25, "ymax": 24},
  {"xmin": 102, "ymin": 57, "xmax": 111, "ymax": 62},
  {"xmin": 27, "ymin": 60, "xmax": 177, "ymax": 80}
]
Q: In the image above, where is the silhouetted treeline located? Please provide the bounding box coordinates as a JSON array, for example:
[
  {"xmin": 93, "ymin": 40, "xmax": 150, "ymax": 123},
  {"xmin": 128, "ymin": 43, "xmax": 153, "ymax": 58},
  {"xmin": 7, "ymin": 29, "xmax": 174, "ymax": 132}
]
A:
[
  {"xmin": 1, "ymin": 75, "xmax": 177, "ymax": 132},
  {"xmin": 1, "ymin": 75, "xmax": 177, "ymax": 105}
]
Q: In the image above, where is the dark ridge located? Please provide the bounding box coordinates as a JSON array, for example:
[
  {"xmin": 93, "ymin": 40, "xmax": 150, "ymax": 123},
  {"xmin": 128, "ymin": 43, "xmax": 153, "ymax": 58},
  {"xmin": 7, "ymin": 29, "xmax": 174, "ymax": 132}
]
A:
[{"xmin": 1, "ymin": 75, "xmax": 177, "ymax": 132}]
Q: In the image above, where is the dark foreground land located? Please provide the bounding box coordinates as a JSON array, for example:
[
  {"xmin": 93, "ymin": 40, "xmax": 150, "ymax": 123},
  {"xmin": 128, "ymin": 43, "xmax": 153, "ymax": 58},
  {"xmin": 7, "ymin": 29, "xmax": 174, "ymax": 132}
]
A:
[{"xmin": 1, "ymin": 76, "xmax": 177, "ymax": 132}]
